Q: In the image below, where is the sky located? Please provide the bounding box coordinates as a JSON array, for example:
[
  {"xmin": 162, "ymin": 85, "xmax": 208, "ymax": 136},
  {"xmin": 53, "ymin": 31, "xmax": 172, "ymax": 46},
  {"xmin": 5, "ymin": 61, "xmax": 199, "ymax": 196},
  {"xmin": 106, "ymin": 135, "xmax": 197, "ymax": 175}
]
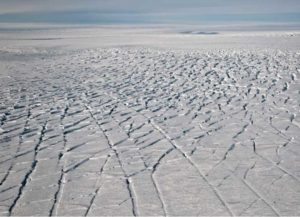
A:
[{"xmin": 0, "ymin": 0, "xmax": 299, "ymax": 25}]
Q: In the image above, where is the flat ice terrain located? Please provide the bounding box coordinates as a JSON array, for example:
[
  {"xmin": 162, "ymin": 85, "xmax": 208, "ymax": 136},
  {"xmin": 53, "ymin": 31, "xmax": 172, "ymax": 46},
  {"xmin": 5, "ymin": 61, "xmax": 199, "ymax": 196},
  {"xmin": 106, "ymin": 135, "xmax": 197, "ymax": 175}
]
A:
[{"xmin": 0, "ymin": 26, "xmax": 300, "ymax": 216}]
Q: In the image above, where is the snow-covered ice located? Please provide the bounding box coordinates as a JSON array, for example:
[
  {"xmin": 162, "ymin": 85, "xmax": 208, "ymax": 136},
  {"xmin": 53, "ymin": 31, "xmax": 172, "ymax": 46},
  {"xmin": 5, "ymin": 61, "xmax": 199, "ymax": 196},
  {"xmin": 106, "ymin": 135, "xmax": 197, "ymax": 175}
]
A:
[{"xmin": 0, "ymin": 26, "xmax": 300, "ymax": 216}]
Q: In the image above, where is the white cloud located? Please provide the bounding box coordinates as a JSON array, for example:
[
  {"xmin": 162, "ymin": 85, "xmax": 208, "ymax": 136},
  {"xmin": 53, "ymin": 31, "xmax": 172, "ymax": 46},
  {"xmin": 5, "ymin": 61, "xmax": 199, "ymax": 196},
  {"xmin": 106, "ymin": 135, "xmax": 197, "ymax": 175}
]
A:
[{"xmin": 0, "ymin": 0, "xmax": 298, "ymax": 14}]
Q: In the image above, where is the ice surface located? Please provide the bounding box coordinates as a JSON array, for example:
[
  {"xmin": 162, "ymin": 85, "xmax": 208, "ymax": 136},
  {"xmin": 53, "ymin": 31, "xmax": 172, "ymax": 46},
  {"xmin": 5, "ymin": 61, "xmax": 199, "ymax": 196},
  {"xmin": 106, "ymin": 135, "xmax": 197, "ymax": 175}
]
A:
[{"xmin": 0, "ymin": 26, "xmax": 300, "ymax": 216}]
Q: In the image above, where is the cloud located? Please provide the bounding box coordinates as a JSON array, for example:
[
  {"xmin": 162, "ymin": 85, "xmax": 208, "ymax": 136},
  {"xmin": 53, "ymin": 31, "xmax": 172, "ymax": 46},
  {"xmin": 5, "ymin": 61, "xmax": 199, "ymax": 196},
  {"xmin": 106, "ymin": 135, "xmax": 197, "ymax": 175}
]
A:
[
  {"xmin": 0, "ymin": 0, "xmax": 299, "ymax": 24},
  {"xmin": 1, "ymin": 0, "xmax": 299, "ymax": 14}
]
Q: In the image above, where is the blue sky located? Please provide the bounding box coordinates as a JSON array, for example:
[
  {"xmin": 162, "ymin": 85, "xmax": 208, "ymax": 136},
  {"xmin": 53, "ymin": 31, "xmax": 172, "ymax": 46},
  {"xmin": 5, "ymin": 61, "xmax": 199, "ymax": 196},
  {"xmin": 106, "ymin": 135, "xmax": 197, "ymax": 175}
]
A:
[{"xmin": 0, "ymin": 0, "xmax": 299, "ymax": 24}]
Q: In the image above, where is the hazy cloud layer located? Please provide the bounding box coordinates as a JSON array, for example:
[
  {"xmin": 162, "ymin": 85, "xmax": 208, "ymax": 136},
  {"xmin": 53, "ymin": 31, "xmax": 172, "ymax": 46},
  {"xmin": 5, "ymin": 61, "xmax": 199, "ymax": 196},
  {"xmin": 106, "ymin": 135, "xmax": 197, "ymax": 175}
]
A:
[{"xmin": 0, "ymin": 0, "xmax": 299, "ymax": 24}]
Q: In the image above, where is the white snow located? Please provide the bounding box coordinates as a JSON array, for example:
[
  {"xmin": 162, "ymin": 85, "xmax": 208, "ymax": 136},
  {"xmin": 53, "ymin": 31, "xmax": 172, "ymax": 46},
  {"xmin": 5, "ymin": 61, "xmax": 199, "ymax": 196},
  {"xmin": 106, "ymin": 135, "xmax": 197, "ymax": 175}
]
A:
[{"xmin": 0, "ymin": 26, "xmax": 300, "ymax": 216}]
